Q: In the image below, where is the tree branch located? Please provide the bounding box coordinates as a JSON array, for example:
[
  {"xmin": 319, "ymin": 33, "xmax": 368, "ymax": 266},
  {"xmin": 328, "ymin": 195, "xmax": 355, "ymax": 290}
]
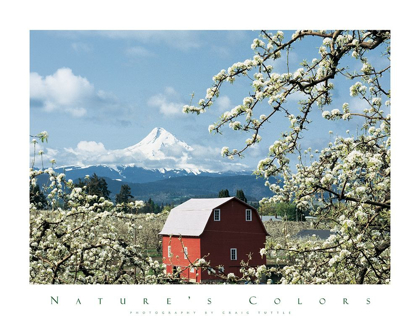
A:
[{"xmin": 315, "ymin": 185, "xmax": 390, "ymax": 209}]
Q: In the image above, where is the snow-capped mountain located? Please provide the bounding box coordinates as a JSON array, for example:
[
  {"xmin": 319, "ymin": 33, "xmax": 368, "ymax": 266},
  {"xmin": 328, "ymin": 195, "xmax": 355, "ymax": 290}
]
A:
[
  {"xmin": 109, "ymin": 127, "xmax": 193, "ymax": 167},
  {"xmin": 34, "ymin": 127, "xmax": 270, "ymax": 202},
  {"xmin": 123, "ymin": 127, "xmax": 193, "ymax": 161},
  {"xmin": 53, "ymin": 127, "xmax": 250, "ymax": 182}
]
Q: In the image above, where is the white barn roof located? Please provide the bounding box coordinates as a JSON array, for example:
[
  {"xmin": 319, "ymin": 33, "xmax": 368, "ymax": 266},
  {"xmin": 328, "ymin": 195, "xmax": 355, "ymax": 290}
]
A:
[{"xmin": 159, "ymin": 197, "xmax": 236, "ymax": 236}]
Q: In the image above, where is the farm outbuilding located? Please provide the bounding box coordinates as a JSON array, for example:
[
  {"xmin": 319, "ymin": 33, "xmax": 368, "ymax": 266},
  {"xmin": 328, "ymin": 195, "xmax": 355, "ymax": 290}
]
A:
[
  {"xmin": 159, "ymin": 197, "xmax": 268, "ymax": 283},
  {"xmin": 294, "ymin": 229, "xmax": 334, "ymax": 240},
  {"xmin": 261, "ymin": 215, "xmax": 282, "ymax": 222}
]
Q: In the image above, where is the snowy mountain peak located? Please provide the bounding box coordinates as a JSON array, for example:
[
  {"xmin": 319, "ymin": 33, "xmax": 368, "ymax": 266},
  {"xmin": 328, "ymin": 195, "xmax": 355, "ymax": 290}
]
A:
[
  {"xmin": 127, "ymin": 127, "xmax": 193, "ymax": 152},
  {"xmin": 139, "ymin": 127, "xmax": 190, "ymax": 148},
  {"xmin": 122, "ymin": 127, "xmax": 193, "ymax": 162},
  {"xmin": 141, "ymin": 127, "xmax": 169, "ymax": 144}
]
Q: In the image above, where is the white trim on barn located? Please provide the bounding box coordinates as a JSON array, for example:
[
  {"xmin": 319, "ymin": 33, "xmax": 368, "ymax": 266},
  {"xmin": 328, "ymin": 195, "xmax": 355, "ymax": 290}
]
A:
[{"xmin": 246, "ymin": 209, "xmax": 252, "ymax": 221}]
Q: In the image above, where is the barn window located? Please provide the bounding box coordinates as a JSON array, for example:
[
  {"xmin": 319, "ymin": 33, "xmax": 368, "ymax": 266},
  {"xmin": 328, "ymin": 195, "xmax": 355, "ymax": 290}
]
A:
[
  {"xmin": 168, "ymin": 246, "xmax": 171, "ymax": 257},
  {"xmin": 214, "ymin": 209, "xmax": 221, "ymax": 221},
  {"xmin": 246, "ymin": 209, "xmax": 252, "ymax": 221},
  {"xmin": 184, "ymin": 247, "xmax": 188, "ymax": 259},
  {"xmin": 230, "ymin": 248, "xmax": 237, "ymax": 260}
]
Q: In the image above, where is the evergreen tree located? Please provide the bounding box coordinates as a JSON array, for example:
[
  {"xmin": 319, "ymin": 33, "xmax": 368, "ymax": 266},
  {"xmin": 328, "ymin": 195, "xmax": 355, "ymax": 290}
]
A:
[
  {"xmin": 75, "ymin": 173, "xmax": 110, "ymax": 201},
  {"xmin": 139, "ymin": 198, "xmax": 162, "ymax": 214},
  {"xmin": 218, "ymin": 189, "xmax": 230, "ymax": 197},
  {"xmin": 235, "ymin": 189, "xmax": 247, "ymax": 203},
  {"xmin": 115, "ymin": 184, "xmax": 134, "ymax": 204}
]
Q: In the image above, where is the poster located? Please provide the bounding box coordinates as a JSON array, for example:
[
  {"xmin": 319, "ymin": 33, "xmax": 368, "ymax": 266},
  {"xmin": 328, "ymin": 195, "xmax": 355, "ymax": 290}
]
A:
[{"xmin": 1, "ymin": 1, "xmax": 416, "ymax": 325}]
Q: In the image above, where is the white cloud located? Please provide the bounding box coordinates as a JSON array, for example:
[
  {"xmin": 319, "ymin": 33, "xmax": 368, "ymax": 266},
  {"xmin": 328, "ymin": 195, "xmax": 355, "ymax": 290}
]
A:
[
  {"xmin": 64, "ymin": 107, "xmax": 88, "ymax": 117},
  {"xmin": 287, "ymin": 90, "xmax": 307, "ymax": 102},
  {"xmin": 30, "ymin": 68, "xmax": 94, "ymax": 116},
  {"xmin": 163, "ymin": 86, "xmax": 177, "ymax": 96},
  {"xmin": 246, "ymin": 142, "xmax": 264, "ymax": 158},
  {"xmin": 216, "ymin": 95, "xmax": 233, "ymax": 113},
  {"xmin": 96, "ymin": 90, "xmax": 118, "ymax": 101},
  {"xmin": 269, "ymin": 51, "xmax": 300, "ymax": 72},
  {"xmin": 147, "ymin": 87, "xmax": 185, "ymax": 116},
  {"xmin": 71, "ymin": 42, "xmax": 92, "ymax": 53},
  {"xmin": 59, "ymin": 141, "xmax": 115, "ymax": 166},
  {"xmin": 76, "ymin": 141, "xmax": 107, "ymax": 153},
  {"xmin": 30, "ymin": 68, "xmax": 134, "ymax": 123},
  {"xmin": 125, "ymin": 46, "xmax": 154, "ymax": 57},
  {"xmin": 349, "ymin": 97, "xmax": 369, "ymax": 113}
]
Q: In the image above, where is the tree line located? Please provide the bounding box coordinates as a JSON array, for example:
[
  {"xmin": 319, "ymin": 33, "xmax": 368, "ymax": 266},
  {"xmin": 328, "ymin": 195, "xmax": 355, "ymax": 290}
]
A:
[
  {"xmin": 218, "ymin": 188, "xmax": 247, "ymax": 202},
  {"xmin": 29, "ymin": 173, "xmax": 168, "ymax": 213},
  {"xmin": 31, "ymin": 175, "xmax": 303, "ymax": 219}
]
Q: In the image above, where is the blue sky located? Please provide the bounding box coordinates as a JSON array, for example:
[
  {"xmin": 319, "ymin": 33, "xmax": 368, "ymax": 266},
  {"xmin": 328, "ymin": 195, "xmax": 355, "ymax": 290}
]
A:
[{"xmin": 30, "ymin": 30, "xmax": 390, "ymax": 172}]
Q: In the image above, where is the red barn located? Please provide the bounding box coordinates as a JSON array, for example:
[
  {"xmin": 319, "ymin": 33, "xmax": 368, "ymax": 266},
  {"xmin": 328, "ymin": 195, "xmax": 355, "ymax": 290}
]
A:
[{"xmin": 159, "ymin": 197, "xmax": 268, "ymax": 283}]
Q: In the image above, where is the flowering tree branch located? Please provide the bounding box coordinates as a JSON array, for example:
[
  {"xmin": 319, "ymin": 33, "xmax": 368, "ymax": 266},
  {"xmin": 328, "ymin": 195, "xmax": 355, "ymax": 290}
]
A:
[
  {"xmin": 314, "ymin": 184, "xmax": 390, "ymax": 209},
  {"xmin": 185, "ymin": 30, "xmax": 391, "ymax": 284}
]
